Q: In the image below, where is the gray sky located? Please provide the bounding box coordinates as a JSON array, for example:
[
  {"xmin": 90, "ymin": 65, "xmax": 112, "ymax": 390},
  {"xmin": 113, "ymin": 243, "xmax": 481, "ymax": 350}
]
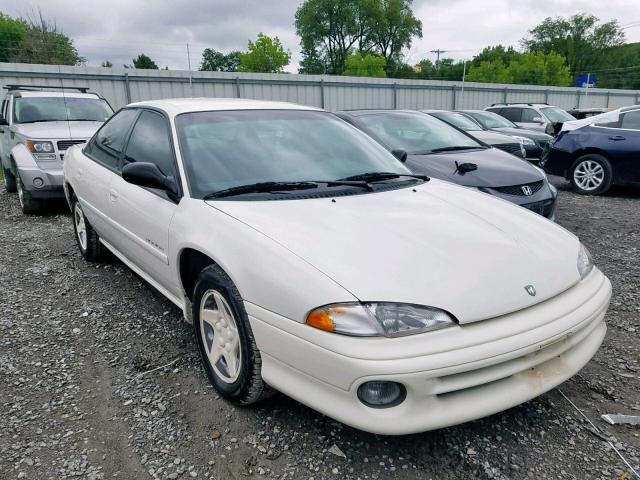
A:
[{"xmin": 2, "ymin": 0, "xmax": 640, "ymax": 72}]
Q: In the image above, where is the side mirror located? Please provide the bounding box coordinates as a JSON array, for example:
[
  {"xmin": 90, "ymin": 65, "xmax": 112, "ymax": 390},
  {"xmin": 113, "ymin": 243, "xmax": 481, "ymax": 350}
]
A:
[
  {"xmin": 532, "ymin": 116, "xmax": 544, "ymax": 123},
  {"xmin": 122, "ymin": 162, "xmax": 178, "ymax": 195},
  {"xmin": 391, "ymin": 149, "xmax": 408, "ymax": 162}
]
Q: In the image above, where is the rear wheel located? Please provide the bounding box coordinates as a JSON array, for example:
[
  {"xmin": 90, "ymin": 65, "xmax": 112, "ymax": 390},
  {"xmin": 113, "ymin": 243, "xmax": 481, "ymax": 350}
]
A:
[
  {"xmin": 570, "ymin": 154, "xmax": 613, "ymax": 195},
  {"xmin": 193, "ymin": 264, "xmax": 273, "ymax": 405},
  {"xmin": 71, "ymin": 193, "xmax": 109, "ymax": 262},
  {"xmin": 16, "ymin": 174, "xmax": 43, "ymax": 214},
  {"xmin": 3, "ymin": 167, "xmax": 16, "ymax": 193}
]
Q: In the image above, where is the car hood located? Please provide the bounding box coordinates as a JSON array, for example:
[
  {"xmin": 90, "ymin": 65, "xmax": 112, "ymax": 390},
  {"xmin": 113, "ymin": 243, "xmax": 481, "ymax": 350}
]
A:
[
  {"xmin": 472, "ymin": 130, "xmax": 520, "ymax": 145},
  {"xmin": 207, "ymin": 180, "xmax": 581, "ymax": 324},
  {"xmin": 492, "ymin": 127, "xmax": 552, "ymax": 141},
  {"xmin": 405, "ymin": 148, "xmax": 544, "ymax": 188},
  {"xmin": 13, "ymin": 121, "xmax": 103, "ymax": 140}
]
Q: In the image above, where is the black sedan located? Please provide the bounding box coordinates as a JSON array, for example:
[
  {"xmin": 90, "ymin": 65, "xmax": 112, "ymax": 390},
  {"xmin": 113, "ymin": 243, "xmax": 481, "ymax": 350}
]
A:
[
  {"xmin": 541, "ymin": 106, "xmax": 640, "ymax": 195},
  {"xmin": 458, "ymin": 110, "xmax": 553, "ymax": 162},
  {"xmin": 336, "ymin": 110, "xmax": 557, "ymax": 220}
]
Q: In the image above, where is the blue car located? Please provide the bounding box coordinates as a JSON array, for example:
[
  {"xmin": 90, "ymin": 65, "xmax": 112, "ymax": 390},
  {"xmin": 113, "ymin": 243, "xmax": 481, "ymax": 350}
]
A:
[{"xmin": 542, "ymin": 106, "xmax": 640, "ymax": 195}]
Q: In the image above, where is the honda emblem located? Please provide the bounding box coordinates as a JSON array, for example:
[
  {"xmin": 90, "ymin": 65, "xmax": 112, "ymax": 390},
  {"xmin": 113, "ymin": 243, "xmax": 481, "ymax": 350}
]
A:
[
  {"xmin": 525, "ymin": 285, "xmax": 536, "ymax": 296},
  {"xmin": 521, "ymin": 185, "xmax": 533, "ymax": 196}
]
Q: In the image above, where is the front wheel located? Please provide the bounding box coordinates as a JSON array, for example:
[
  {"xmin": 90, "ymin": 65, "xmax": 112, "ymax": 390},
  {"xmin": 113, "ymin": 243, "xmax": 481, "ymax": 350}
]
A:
[
  {"xmin": 16, "ymin": 174, "xmax": 43, "ymax": 214},
  {"xmin": 193, "ymin": 264, "xmax": 273, "ymax": 405},
  {"xmin": 570, "ymin": 154, "xmax": 613, "ymax": 195},
  {"xmin": 71, "ymin": 193, "xmax": 109, "ymax": 262},
  {"xmin": 3, "ymin": 168, "xmax": 16, "ymax": 193}
]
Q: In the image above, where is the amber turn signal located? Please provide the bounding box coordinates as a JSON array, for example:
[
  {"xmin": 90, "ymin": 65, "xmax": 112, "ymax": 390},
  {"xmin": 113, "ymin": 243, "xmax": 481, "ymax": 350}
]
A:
[{"xmin": 306, "ymin": 309, "xmax": 336, "ymax": 333}]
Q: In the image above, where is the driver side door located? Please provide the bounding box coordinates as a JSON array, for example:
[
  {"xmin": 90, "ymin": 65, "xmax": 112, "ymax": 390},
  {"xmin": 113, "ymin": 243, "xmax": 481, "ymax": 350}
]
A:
[{"xmin": 106, "ymin": 109, "xmax": 183, "ymax": 300}]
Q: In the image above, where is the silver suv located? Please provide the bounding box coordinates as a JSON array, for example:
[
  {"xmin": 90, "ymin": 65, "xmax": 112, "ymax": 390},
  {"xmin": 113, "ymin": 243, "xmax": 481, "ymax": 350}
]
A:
[
  {"xmin": 1, "ymin": 85, "xmax": 113, "ymax": 213},
  {"xmin": 485, "ymin": 103, "xmax": 576, "ymax": 135}
]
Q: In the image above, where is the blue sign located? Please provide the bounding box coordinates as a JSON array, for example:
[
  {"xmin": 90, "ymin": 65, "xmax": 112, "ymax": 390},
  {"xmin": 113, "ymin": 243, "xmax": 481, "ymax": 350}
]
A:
[{"xmin": 576, "ymin": 75, "xmax": 597, "ymax": 88}]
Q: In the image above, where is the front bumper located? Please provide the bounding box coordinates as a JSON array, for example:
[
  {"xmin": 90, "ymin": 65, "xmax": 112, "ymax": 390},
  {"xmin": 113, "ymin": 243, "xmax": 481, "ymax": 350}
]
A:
[
  {"xmin": 246, "ymin": 269, "xmax": 610, "ymax": 435},
  {"xmin": 17, "ymin": 164, "xmax": 64, "ymax": 195}
]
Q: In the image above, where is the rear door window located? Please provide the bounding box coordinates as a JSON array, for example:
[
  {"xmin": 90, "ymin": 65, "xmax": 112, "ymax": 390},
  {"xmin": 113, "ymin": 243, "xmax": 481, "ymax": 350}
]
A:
[
  {"xmin": 85, "ymin": 108, "xmax": 139, "ymax": 170},
  {"xmin": 620, "ymin": 110, "xmax": 640, "ymax": 130},
  {"xmin": 521, "ymin": 109, "xmax": 540, "ymax": 122},
  {"xmin": 500, "ymin": 108, "xmax": 522, "ymax": 122}
]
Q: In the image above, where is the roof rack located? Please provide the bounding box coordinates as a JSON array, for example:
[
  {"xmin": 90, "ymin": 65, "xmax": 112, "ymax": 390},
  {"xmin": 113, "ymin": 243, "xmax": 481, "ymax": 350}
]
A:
[
  {"xmin": 490, "ymin": 102, "xmax": 549, "ymax": 107},
  {"xmin": 3, "ymin": 84, "xmax": 91, "ymax": 93}
]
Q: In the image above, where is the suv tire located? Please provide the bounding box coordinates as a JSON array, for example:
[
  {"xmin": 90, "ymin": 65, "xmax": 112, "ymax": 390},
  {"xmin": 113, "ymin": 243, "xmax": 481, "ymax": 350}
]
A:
[
  {"xmin": 570, "ymin": 154, "xmax": 613, "ymax": 195},
  {"xmin": 193, "ymin": 264, "xmax": 274, "ymax": 405},
  {"xmin": 71, "ymin": 193, "xmax": 109, "ymax": 261},
  {"xmin": 16, "ymin": 174, "xmax": 43, "ymax": 214},
  {"xmin": 3, "ymin": 167, "xmax": 16, "ymax": 193}
]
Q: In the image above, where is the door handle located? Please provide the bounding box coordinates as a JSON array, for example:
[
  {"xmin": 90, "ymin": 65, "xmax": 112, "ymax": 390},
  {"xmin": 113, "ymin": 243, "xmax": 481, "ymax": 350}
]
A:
[
  {"xmin": 608, "ymin": 135, "xmax": 626, "ymax": 141},
  {"xmin": 109, "ymin": 190, "xmax": 119, "ymax": 202}
]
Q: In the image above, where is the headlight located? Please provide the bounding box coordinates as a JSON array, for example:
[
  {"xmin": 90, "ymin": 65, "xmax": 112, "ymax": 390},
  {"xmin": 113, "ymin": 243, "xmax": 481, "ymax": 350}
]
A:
[
  {"xmin": 577, "ymin": 244, "xmax": 594, "ymax": 279},
  {"xmin": 512, "ymin": 136, "xmax": 535, "ymax": 146},
  {"xmin": 27, "ymin": 140, "xmax": 54, "ymax": 153},
  {"xmin": 306, "ymin": 302, "xmax": 457, "ymax": 337}
]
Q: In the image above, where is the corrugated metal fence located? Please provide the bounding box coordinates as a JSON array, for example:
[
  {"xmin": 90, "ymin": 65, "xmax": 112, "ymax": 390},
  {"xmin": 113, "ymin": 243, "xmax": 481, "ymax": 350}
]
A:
[{"xmin": 1, "ymin": 62, "xmax": 639, "ymax": 112}]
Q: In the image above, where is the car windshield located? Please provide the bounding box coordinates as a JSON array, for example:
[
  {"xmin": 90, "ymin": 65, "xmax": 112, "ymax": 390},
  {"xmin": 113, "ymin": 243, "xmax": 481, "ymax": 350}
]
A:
[
  {"xmin": 541, "ymin": 107, "xmax": 575, "ymax": 123},
  {"xmin": 14, "ymin": 97, "xmax": 113, "ymax": 123},
  {"xmin": 176, "ymin": 109, "xmax": 412, "ymax": 198},
  {"xmin": 356, "ymin": 111, "xmax": 481, "ymax": 154},
  {"xmin": 430, "ymin": 111, "xmax": 483, "ymax": 131},
  {"xmin": 466, "ymin": 111, "xmax": 517, "ymax": 129}
]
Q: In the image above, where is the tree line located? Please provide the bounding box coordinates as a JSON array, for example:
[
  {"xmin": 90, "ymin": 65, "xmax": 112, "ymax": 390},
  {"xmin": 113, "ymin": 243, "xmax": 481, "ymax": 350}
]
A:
[{"xmin": 1, "ymin": 5, "xmax": 639, "ymax": 89}]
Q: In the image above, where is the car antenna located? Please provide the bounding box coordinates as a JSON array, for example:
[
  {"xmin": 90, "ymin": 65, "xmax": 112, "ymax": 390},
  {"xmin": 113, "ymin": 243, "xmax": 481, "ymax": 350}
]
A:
[{"xmin": 58, "ymin": 65, "xmax": 73, "ymax": 141}]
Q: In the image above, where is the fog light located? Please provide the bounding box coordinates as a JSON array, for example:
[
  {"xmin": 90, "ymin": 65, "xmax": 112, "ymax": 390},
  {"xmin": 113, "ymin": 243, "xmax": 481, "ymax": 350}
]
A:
[
  {"xmin": 33, "ymin": 177, "xmax": 44, "ymax": 188},
  {"xmin": 357, "ymin": 381, "xmax": 406, "ymax": 408}
]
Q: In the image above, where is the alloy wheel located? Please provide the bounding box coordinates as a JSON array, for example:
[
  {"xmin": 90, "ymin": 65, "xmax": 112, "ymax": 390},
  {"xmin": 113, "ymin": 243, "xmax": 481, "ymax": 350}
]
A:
[
  {"xmin": 74, "ymin": 202, "xmax": 88, "ymax": 251},
  {"xmin": 573, "ymin": 160, "xmax": 604, "ymax": 191},
  {"xmin": 199, "ymin": 289, "xmax": 242, "ymax": 383}
]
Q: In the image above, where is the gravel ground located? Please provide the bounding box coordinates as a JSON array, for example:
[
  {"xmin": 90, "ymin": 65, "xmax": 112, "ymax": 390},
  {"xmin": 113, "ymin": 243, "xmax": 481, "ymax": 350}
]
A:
[{"xmin": 0, "ymin": 176, "xmax": 638, "ymax": 480}]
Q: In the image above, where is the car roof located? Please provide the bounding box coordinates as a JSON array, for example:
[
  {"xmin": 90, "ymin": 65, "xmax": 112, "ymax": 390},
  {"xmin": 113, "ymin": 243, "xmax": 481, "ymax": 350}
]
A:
[
  {"xmin": 128, "ymin": 98, "xmax": 322, "ymax": 116},
  {"xmin": 12, "ymin": 91, "xmax": 101, "ymax": 99},
  {"xmin": 340, "ymin": 109, "xmax": 422, "ymax": 117}
]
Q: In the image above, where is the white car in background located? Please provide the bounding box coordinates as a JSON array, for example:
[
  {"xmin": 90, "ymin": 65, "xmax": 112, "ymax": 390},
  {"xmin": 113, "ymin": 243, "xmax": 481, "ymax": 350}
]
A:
[{"xmin": 62, "ymin": 98, "xmax": 611, "ymax": 435}]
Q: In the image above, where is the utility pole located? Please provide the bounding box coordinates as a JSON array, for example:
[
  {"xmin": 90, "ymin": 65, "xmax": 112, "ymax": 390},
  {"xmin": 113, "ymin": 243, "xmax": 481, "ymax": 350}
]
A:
[
  {"xmin": 460, "ymin": 60, "xmax": 467, "ymax": 109},
  {"xmin": 585, "ymin": 72, "xmax": 591, "ymax": 98},
  {"xmin": 430, "ymin": 49, "xmax": 448, "ymax": 68}
]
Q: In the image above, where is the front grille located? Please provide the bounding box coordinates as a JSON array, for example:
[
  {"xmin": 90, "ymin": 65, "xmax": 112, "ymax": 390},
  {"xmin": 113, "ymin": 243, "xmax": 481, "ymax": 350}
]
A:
[
  {"xmin": 522, "ymin": 198, "xmax": 555, "ymax": 218},
  {"xmin": 57, "ymin": 139, "xmax": 86, "ymax": 151},
  {"xmin": 494, "ymin": 143, "xmax": 524, "ymax": 158},
  {"xmin": 493, "ymin": 180, "xmax": 544, "ymax": 196}
]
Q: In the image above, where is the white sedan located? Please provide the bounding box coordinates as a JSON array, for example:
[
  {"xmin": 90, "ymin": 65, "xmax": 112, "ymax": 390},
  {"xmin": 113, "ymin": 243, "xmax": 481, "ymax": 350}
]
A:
[{"xmin": 62, "ymin": 99, "xmax": 611, "ymax": 435}]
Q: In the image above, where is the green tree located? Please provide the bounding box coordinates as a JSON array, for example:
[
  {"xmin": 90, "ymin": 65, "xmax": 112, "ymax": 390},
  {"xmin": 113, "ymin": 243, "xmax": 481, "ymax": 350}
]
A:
[
  {"xmin": 370, "ymin": 0, "xmax": 422, "ymax": 73},
  {"xmin": 10, "ymin": 10, "xmax": 84, "ymax": 65},
  {"xmin": 0, "ymin": 13, "xmax": 27, "ymax": 63},
  {"xmin": 131, "ymin": 53, "xmax": 158, "ymax": 69},
  {"xmin": 522, "ymin": 14, "xmax": 625, "ymax": 78},
  {"xmin": 342, "ymin": 52, "xmax": 386, "ymax": 77},
  {"xmin": 298, "ymin": 46, "xmax": 326, "ymax": 74},
  {"xmin": 507, "ymin": 51, "xmax": 571, "ymax": 86},
  {"xmin": 471, "ymin": 45, "xmax": 521, "ymax": 68},
  {"xmin": 239, "ymin": 33, "xmax": 291, "ymax": 73},
  {"xmin": 199, "ymin": 48, "xmax": 242, "ymax": 71},
  {"xmin": 466, "ymin": 59, "xmax": 513, "ymax": 83},
  {"xmin": 101, "ymin": 60, "xmax": 113, "ymax": 67}
]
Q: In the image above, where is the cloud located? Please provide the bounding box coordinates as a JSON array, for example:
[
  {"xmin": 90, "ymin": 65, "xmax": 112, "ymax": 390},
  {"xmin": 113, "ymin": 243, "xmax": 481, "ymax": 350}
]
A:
[{"xmin": 2, "ymin": 0, "xmax": 638, "ymax": 71}]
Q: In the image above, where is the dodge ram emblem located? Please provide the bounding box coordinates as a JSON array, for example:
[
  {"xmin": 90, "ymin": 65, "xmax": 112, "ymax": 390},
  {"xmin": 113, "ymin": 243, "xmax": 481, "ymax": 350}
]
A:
[{"xmin": 525, "ymin": 285, "xmax": 536, "ymax": 296}]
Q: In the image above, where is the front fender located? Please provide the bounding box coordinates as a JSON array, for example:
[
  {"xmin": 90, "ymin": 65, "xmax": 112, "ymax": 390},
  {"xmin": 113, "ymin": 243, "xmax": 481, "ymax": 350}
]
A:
[{"xmin": 11, "ymin": 143, "xmax": 38, "ymax": 170}]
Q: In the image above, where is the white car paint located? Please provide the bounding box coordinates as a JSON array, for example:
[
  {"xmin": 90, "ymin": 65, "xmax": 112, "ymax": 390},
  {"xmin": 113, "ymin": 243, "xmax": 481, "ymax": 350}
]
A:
[{"xmin": 63, "ymin": 98, "xmax": 611, "ymax": 435}]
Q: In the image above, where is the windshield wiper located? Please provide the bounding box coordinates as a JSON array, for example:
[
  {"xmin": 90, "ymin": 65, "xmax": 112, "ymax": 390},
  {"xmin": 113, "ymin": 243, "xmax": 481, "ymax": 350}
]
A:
[
  {"xmin": 339, "ymin": 172, "xmax": 429, "ymax": 182},
  {"xmin": 16, "ymin": 120, "xmax": 53, "ymax": 124},
  {"xmin": 204, "ymin": 181, "xmax": 320, "ymax": 199},
  {"xmin": 429, "ymin": 145, "xmax": 485, "ymax": 153}
]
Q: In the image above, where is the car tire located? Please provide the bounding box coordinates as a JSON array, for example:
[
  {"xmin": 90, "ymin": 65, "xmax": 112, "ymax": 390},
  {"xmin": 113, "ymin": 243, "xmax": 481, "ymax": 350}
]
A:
[
  {"xmin": 193, "ymin": 264, "xmax": 274, "ymax": 405},
  {"xmin": 570, "ymin": 154, "xmax": 613, "ymax": 195},
  {"xmin": 71, "ymin": 193, "xmax": 109, "ymax": 262},
  {"xmin": 3, "ymin": 167, "xmax": 17, "ymax": 193},
  {"xmin": 16, "ymin": 174, "xmax": 43, "ymax": 214}
]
